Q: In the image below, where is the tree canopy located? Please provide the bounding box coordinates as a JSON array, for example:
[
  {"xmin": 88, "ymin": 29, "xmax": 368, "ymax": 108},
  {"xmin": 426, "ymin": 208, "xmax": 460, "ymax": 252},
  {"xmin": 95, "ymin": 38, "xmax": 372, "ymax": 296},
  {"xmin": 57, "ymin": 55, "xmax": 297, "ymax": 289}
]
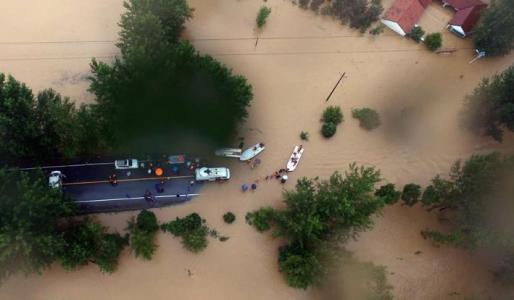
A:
[
  {"xmin": 473, "ymin": 0, "xmax": 514, "ymax": 56},
  {"xmin": 89, "ymin": 0, "xmax": 253, "ymax": 155},
  {"xmin": 247, "ymin": 164, "xmax": 386, "ymax": 288},
  {"xmin": 461, "ymin": 64, "xmax": 514, "ymax": 142}
]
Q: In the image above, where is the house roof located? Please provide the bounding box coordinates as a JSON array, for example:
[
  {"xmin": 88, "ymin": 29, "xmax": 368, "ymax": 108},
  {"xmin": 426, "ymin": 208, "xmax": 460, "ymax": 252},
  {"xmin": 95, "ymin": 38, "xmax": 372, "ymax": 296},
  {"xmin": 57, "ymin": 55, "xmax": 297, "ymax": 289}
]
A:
[
  {"xmin": 444, "ymin": 0, "xmax": 485, "ymax": 10},
  {"xmin": 448, "ymin": 4, "xmax": 486, "ymax": 34},
  {"xmin": 382, "ymin": 0, "xmax": 426, "ymax": 34}
]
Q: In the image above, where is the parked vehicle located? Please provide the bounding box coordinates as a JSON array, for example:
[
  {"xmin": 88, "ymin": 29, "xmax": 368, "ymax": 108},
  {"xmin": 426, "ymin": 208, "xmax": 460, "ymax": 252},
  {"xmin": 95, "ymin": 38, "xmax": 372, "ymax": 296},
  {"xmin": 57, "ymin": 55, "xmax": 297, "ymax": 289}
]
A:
[
  {"xmin": 195, "ymin": 167, "xmax": 230, "ymax": 181},
  {"xmin": 48, "ymin": 171, "xmax": 64, "ymax": 189},
  {"xmin": 114, "ymin": 159, "xmax": 139, "ymax": 170}
]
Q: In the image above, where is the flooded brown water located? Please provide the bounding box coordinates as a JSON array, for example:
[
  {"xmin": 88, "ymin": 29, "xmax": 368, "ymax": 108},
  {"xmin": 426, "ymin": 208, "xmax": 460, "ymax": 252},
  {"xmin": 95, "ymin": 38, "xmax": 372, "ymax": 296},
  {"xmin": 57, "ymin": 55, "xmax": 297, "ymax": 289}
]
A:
[{"xmin": 1, "ymin": 0, "xmax": 514, "ymax": 299}]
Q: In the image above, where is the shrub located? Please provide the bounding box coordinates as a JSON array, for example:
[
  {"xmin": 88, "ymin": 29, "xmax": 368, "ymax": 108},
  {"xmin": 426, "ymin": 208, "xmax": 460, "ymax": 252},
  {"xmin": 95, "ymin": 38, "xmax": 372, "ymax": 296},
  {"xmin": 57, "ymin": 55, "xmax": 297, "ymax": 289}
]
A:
[
  {"xmin": 321, "ymin": 122, "xmax": 337, "ymax": 138},
  {"xmin": 424, "ymin": 33, "xmax": 442, "ymax": 51},
  {"xmin": 352, "ymin": 107, "xmax": 381, "ymax": 130},
  {"xmin": 300, "ymin": 131, "xmax": 309, "ymax": 141},
  {"xmin": 162, "ymin": 213, "xmax": 209, "ymax": 253},
  {"xmin": 127, "ymin": 210, "xmax": 159, "ymax": 260},
  {"xmin": 223, "ymin": 212, "xmax": 236, "ymax": 224},
  {"xmin": 408, "ymin": 26, "xmax": 425, "ymax": 43},
  {"xmin": 322, "ymin": 106, "xmax": 343, "ymax": 125},
  {"xmin": 246, "ymin": 207, "xmax": 275, "ymax": 232},
  {"xmin": 136, "ymin": 210, "xmax": 159, "ymax": 233},
  {"xmin": 369, "ymin": 24, "xmax": 385, "ymax": 35},
  {"xmin": 256, "ymin": 6, "xmax": 272, "ymax": 28},
  {"xmin": 375, "ymin": 183, "xmax": 401, "ymax": 204},
  {"xmin": 401, "ymin": 183, "xmax": 421, "ymax": 206}
]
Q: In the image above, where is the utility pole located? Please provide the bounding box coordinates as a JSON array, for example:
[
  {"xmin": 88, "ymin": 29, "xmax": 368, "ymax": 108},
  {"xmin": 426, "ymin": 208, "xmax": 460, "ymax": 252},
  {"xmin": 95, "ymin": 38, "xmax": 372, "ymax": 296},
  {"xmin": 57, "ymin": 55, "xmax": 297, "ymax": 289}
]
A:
[{"xmin": 325, "ymin": 72, "xmax": 345, "ymax": 102}]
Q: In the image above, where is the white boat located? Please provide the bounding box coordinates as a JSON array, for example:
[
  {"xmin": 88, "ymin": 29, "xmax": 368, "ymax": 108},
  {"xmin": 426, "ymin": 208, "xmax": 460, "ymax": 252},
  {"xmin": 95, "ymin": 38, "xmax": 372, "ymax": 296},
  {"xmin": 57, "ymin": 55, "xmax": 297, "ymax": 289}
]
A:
[
  {"xmin": 215, "ymin": 148, "xmax": 242, "ymax": 158},
  {"xmin": 286, "ymin": 145, "xmax": 304, "ymax": 172},
  {"xmin": 239, "ymin": 143, "xmax": 265, "ymax": 161}
]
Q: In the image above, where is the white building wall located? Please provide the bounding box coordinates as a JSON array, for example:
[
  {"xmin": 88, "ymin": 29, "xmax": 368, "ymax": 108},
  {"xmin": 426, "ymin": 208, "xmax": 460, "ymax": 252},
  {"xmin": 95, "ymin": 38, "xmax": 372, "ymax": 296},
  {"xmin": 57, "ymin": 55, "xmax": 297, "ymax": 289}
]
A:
[{"xmin": 381, "ymin": 19, "xmax": 407, "ymax": 36}]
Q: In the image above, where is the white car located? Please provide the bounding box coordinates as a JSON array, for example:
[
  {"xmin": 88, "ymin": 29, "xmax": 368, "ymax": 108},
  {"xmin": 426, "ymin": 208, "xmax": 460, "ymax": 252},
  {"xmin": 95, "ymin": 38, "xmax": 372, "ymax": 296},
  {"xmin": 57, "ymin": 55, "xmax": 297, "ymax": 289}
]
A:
[
  {"xmin": 114, "ymin": 159, "xmax": 139, "ymax": 170},
  {"xmin": 48, "ymin": 171, "xmax": 64, "ymax": 189},
  {"xmin": 195, "ymin": 167, "xmax": 230, "ymax": 181}
]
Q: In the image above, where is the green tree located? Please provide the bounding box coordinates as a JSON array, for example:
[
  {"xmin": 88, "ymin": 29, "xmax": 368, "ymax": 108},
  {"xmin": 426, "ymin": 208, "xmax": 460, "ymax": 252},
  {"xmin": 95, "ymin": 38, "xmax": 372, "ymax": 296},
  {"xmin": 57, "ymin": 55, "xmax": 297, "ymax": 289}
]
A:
[
  {"xmin": 321, "ymin": 122, "xmax": 337, "ymax": 138},
  {"xmin": 330, "ymin": 0, "xmax": 384, "ymax": 32},
  {"xmin": 256, "ymin": 6, "xmax": 271, "ymax": 28},
  {"xmin": 401, "ymin": 183, "xmax": 421, "ymax": 206},
  {"xmin": 245, "ymin": 207, "xmax": 275, "ymax": 232},
  {"xmin": 223, "ymin": 212, "xmax": 236, "ymax": 224},
  {"xmin": 161, "ymin": 213, "xmax": 209, "ymax": 253},
  {"xmin": 461, "ymin": 64, "xmax": 514, "ymax": 142},
  {"xmin": 300, "ymin": 131, "xmax": 309, "ymax": 141},
  {"xmin": 322, "ymin": 106, "xmax": 344, "ymax": 125},
  {"xmin": 473, "ymin": 0, "xmax": 514, "ymax": 56},
  {"xmin": 375, "ymin": 183, "xmax": 401, "ymax": 204},
  {"xmin": 127, "ymin": 210, "xmax": 159, "ymax": 260},
  {"xmin": 89, "ymin": 0, "xmax": 253, "ymax": 154},
  {"xmin": 0, "ymin": 169, "xmax": 76, "ymax": 282},
  {"xmin": 424, "ymin": 32, "xmax": 442, "ymax": 51},
  {"xmin": 408, "ymin": 26, "xmax": 425, "ymax": 43},
  {"xmin": 247, "ymin": 164, "xmax": 385, "ymax": 288},
  {"xmin": 351, "ymin": 107, "xmax": 381, "ymax": 130}
]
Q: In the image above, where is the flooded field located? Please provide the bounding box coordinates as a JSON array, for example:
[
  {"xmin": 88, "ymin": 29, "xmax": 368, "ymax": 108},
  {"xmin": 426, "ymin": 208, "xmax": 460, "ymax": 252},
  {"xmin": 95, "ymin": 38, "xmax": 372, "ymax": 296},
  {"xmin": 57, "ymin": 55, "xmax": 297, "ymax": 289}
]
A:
[{"xmin": 1, "ymin": 0, "xmax": 513, "ymax": 299}]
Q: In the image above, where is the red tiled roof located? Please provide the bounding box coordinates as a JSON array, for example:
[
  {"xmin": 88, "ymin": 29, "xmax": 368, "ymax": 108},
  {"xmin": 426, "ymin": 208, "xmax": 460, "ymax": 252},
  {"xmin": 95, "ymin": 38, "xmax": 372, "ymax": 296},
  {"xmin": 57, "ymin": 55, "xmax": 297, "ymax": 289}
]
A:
[
  {"xmin": 448, "ymin": 4, "xmax": 486, "ymax": 34},
  {"xmin": 419, "ymin": 0, "xmax": 433, "ymax": 8},
  {"xmin": 383, "ymin": 0, "xmax": 426, "ymax": 33},
  {"xmin": 444, "ymin": 0, "xmax": 485, "ymax": 10}
]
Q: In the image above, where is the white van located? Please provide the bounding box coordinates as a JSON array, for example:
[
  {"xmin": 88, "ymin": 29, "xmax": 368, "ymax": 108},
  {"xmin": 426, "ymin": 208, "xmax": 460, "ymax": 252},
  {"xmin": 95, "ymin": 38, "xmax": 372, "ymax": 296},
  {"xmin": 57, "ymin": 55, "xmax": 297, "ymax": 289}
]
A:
[
  {"xmin": 195, "ymin": 167, "xmax": 230, "ymax": 181},
  {"xmin": 114, "ymin": 159, "xmax": 139, "ymax": 170}
]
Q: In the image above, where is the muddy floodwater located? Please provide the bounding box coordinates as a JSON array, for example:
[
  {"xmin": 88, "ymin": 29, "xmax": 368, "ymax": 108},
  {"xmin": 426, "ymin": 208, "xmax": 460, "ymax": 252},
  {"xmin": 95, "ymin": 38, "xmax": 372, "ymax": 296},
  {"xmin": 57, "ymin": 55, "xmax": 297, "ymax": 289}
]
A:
[{"xmin": 1, "ymin": 0, "xmax": 514, "ymax": 299}]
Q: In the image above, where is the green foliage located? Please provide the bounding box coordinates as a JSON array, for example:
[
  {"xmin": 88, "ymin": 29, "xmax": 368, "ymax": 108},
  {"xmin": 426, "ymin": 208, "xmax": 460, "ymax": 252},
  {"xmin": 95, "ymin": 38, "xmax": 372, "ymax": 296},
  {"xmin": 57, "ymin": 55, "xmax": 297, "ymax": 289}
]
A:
[
  {"xmin": 0, "ymin": 169, "xmax": 76, "ymax": 281},
  {"xmin": 375, "ymin": 183, "xmax": 401, "ymax": 204},
  {"xmin": 329, "ymin": 0, "xmax": 384, "ymax": 32},
  {"xmin": 300, "ymin": 131, "xmax": 309, "ymax": 141},
  {"xmin": 161, "ymin": 213, "xmax": 209, "ymax": 253},
  {"xmin": 369, "ymin": 24, "xmax": 385, "ymax": 35},
  {"xmin": 89, "ymin": 0, "xmax": 253, "ymax": 154},
  {"xmin": 420, "ymin": 175, "xmax": 454, "ymax": 208},
  {"xmin": 461, "ymin": 64, "xmax": 514, "ymax": 142},
  {"xmin": 310, "ymin": 0, "xmax": 325, "ymax": 12},
  {"xmin": 223, "ymin": 212, "xmax": 236, "ymax": 224},
  {"xmin": 245, "ymin": 207, "xmax": 275, "ymax": 232},
  {"xmin": 247, "ymin": 163, "xmax": 385, "ymax": 288},
  {"xmin": 127, "ymin": 210, "xmax": 159, "ymax": 260},
  {"xmin": 351, "ymin": 107, "xmax": 381, "ymax": 130},
  {"xmin": 401, "ymin": 183, "xmax": 421, "ymax": 206},
  {"xmin": 256, "ymin": 6, "xmax": 271, "ymax": 28},
  {"xmin": 322, "ymin": 106, "xmax": 344, "ymax": 125},
  {"xmin": 408, "ymin": 26, "xmax": 425, "ymax": 43},
  {"xmin": 321, "ymin": 122, "xmax": 337, "ymax": 138},
  {"xmin": 0, "ymin": 74, "xmax": 107, "ymax": 165},
  {"xmin": 424, "ymin": 32, "xmax": 442, "ymax": 51},
  {"xmin": 473, "ymin": 0, "xmax": 514, "ymax": 56},
  {"xmin": 60, "ymin": 218, "xmax": 127, "ymax": 273}
]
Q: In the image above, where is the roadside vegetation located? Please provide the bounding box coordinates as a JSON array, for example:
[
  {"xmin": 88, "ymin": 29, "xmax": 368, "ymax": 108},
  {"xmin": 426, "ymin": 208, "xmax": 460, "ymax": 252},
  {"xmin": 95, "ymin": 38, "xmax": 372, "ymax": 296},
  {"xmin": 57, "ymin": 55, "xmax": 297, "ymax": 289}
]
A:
[
  {"xmin": 127, "ymin": 210, "xmax": 159, "ymax": 260},
  {"xmin": 321, "ymin": 106, "xmax": 343, "ymax": 138},
  {"xmin": 246, "ymin": 163, "xmax": 388, "ymax": 288},
  {"xmin": 461, "ymin": 63, "xmax": 514, "ymax": 142},
  {"xmin": 408, "ymin": 26, "xmax": 425, "ymax": 43},
  {"xmin": 473, "ymin": 0, "xmax": 514, "ymax": 56},
  {"xmin": 420, "ymin": 153, "xmax": 514, "ymax": 285},
  {"xmin": 256, "ymin": 6, "xmax": 271, "ymax": 28},
  {"xmin": 161, "ymin": 213, "xmax": 210, "ymax": 253},
  {"xmin": 223, "ymin": 212, "xmax": 236, "ymax": 224},
  {"xmin": 351, "ymin": 107, "xmax": 381, "ymax": 130}
]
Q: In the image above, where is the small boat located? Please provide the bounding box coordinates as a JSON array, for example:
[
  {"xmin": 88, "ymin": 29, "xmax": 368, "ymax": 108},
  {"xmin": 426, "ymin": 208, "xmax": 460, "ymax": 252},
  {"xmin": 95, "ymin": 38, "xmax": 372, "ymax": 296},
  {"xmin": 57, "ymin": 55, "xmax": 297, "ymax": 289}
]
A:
[
  {"xmin": 215, "ymin": 148, "xmax": 242, "ymax": 158},
  {"xmin": 286, "ymin": 145, "xmax": 304, "ymax": 172},
  {"xmin": 240, "ymin": 143, "xmax": 265, "ymax": 161}
]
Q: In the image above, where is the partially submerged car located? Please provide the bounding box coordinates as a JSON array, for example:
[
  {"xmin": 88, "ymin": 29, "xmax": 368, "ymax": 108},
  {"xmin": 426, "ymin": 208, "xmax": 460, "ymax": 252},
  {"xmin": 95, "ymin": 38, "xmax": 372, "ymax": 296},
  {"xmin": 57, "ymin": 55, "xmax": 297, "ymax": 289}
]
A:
[
  {"xmin": 48, "ymin": 170, "xmax": 64, "ymax": 189},
  {"xmin": 195, "ymin": 167, "xmax": 230, "ymax": 181},
  {"xmin": 114, "ymin": 159, "xmax": 139, "ymax": 170}
]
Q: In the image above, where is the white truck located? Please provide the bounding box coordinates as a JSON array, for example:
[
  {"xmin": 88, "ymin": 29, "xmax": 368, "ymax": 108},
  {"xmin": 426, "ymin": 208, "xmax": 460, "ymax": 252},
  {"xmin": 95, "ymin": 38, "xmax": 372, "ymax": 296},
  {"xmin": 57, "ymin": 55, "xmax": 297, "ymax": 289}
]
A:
[{"xmin": 195, "ymin": 167, "xmax": 230, "ymax": 181}]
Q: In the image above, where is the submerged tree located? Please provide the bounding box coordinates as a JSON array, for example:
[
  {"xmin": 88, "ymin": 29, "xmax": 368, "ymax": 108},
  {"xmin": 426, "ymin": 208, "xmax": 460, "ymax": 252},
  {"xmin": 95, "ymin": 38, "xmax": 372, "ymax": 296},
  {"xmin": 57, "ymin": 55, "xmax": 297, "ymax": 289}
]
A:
[
  {"xmin": 89, "ymin": 0, "xmax": 253, "ymax": 154},
  {"xmin": 127, "ymin": 210, "xmax": 160, "ymax": 260},
  {"xmin": 461, "ymin": 64, "xmax": 514, "ymax": 142},
  {"xmin": 473, "ymin": 0, "xmax": 514, "ymax": 56},
  {"xmin": 247, "ymin": 164, "xmax": 386, "ymax": 288},
  {"xmin": 256, "ymin": 6, "xmax": 272, "ymax": 28}
]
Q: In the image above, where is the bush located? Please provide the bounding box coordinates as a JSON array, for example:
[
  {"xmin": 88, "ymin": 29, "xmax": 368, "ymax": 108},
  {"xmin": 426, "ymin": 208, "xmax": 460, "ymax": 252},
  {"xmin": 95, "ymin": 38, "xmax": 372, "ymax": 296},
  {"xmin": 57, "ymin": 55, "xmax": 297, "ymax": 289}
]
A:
[
  {"xmin": 401, "ymin": 183, "xmax": 421, "ymax": 206},
  {"xmin": 300, "ymin": 131, "xmax": 309, "ymax": 141},
  {"xmin": 136, "ymin": 210, "xmax": 159, "ymax": 233},
  {"xmin": 256, "ymin": 6, "xmax": 272, "ymax": 28},
  {"xmin": 424, "ymin": 33, "xmax": 442, "ymax": 51},
  {"xmin": 162, "ymin": 213, "xmax": 209, "ymax": 253},
  {"xmin": 127, "ymin": 211, "xmax": 159, "ymax": 260},
  {"xmin": 375, "ymin": 183, "xmax": 401, "ymax": 204},
  {"xmin": 246, "ymin": 207, "xmax": 275, "ymax": 232},
  {"xmin": 408, "ymin": 26, "xmax": 425, "ymax": 43},
  {"xmin": 352, "ymin": 107, "xmax": 381, "ymax": 130},
  {"xmin": 321, "ymin": 122, "xmax": 337, "ymax": 138},
  {"xmin": 322, "ymin": 106, "xmax": 344, "ymax": 125},
  {"xmin": 369, "ymin": 24, "xmax": 385, "ymax": 35},
  {"xmin": 223, "ymin": 212, "xmax": 236, "ymax": 224}
]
